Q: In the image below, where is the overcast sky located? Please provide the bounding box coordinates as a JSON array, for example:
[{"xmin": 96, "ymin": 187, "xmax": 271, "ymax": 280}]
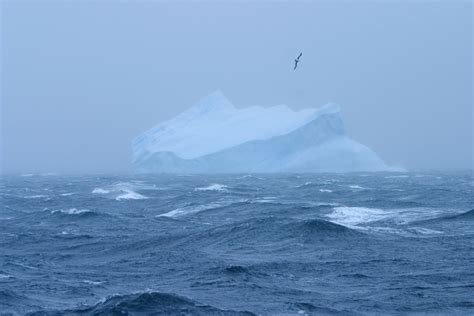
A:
[{"xmin": 1, "ymin": 1, "xmax": 472, "ymax": 174}]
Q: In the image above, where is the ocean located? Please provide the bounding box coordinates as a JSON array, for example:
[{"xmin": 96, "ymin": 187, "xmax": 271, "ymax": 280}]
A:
[{"xmin": 1, "ymin": 173, "xmax": 473, "ymax": 315}]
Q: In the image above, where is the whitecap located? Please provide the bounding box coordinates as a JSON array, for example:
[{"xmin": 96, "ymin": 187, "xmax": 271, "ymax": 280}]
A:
[
  {"xmin": 115, "ymin": 190, "xmax": 148, "ymax": 201},
  {"xmin": 23, "ymin": 195, "xmax": 48, "ymax": 199},
  {"xmin": 326, "ymin": 206, "xmax": 387, "ymax": 227},
  {"xmin": 253, "ymin": 197, "xmax": 277, "ymax": 203},
  {"xmin": 83, "ymin": 280, "xmax": 105, "ymax": 285},
  {"xmin": 93, "ymin": 183, "xmax": 149, "ymax": 200},
  {"xmin": 319, "ymin": 189, "xmax": 332, "ymax": 193},
  {"xmin": 327, "ymin": 206, "xmax": 448, "ymax": 229},
  {"xmin": 92, "ymin": 188, "xmax": 110, "ymax": 194},
  {"xmin": 60, "ymin": 192, "xmax": 75, "ymax": 196},
  {"xmin": 407, "ymin": 227, "xmax": 443, "ymax": 235},
  {"xmin": 157, "ymin": 202, "xmax": 228, "ymax": 218},
  {"xmin": 310, "ymin": 202, "xmax": 339, "ymax": 207},
  {"xmin": 51, "ymin": 208, "xmax": 92, "ymax": 215},
  {"xmin": 194, "ymin": 184, "xmax": 228, "ymax": 192},
  {"xmin": 0, "ymin": 273, "xmax": 12, "ymax": 279},
  {"xmin": 347, "ymin": 185, "xmax": 366, "ymax": 190}
]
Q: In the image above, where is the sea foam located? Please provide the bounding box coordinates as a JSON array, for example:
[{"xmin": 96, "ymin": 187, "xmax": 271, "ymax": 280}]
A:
[
  {"xmin": 51, "ymin": 208, "xmax": 92, "ymax": 215},
  {"xmin": 194, "ymin": 184, "xmax": 228, "ymax": 192}
]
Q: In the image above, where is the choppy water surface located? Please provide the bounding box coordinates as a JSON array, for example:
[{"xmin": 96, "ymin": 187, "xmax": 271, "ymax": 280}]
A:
[{"xmin": 1, "ymin": 173, "xmax": 473, "ymax": 315}]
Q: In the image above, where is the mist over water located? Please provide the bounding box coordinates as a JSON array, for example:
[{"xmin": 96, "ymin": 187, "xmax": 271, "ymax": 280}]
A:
[{"xmin": 1, "ymin": 1, "xmax": 472, "ymax": 174}]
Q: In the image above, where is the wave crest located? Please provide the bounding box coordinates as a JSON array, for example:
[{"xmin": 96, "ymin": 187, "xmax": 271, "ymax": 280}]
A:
[
  {"xmin": 187, "ymin": 216, "xmax": 361, "ymax": 248},
  {"xmin": 195, "ymin": 183, "xmax": 229, "ymax": 192},
  {"xmin": 157, "ymin": 201, "xmax": 234, "ymax": 218},
  {"xmin": 92, "ymin": 182, "xmax": 149, "ymax": 200},
  {"xmin": 50, "ymin": 208, "xmax": 95, "ymax": 216}
]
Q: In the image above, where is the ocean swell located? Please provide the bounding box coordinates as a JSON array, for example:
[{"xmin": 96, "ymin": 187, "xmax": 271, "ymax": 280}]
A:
[{"xmin": 27, "ymin": 291, "xmax": 254, "ymax": 315}]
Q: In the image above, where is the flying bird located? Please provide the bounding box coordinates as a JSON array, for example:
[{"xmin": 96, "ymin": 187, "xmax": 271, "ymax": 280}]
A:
[{"xmin": 294, "ymin": 52, "xmax": 302, "ymax": 70}]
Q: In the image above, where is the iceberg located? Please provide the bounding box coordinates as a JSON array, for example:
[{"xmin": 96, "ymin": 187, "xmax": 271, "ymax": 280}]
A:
[{"xmin": 132, "ymin": 91, "xmax": 392, "ymax": 173}]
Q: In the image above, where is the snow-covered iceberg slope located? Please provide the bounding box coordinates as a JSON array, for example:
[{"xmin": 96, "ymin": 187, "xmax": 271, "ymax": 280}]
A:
[{"xmin": 132, "ymin": 91, "xmax": 392, "ymax": 173}]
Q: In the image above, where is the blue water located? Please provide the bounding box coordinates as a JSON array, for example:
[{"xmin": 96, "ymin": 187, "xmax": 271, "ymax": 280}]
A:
[{"xmin": 1, "ymin": 173, "xmax": 473, "ymax": 315}]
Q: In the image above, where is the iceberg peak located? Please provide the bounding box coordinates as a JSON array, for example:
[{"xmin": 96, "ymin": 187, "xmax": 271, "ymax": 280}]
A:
[{"xmin": 188, "ymin": 90, "xmax": 234, "ymax": 115}]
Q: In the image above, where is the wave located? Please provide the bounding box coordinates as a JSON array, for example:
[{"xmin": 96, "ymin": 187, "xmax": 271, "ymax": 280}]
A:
[
  {"xmin": 295, "ymin": 182, "xmax": 334, "ymax": 193},
  {"xmin": 92, "ymin": 182, "xmax": 149, "ymax": 200},
  {"xmin": 296, "ymin": 181, "xmax": 313, "ymax": 188},
  {"xmin": 157, "ymin": 201, "xmax": 234, "ymax": 218},
  {"xmin": 0, "ymin": 273, "xmax": 12, "ymax": 279},
  {"xmin": 295, "ymin": 218, "xmax": 360, "ymax": 237},
  {"xmin": 92, "ymin": 188, "xmax": 110, "ymax": 194},
  {"xmin": 156, "ymin": 197, "xmax": 322, "ymax": 218},
  {"xmin": 224, "ymin": 265, "xmax": 249, "ymax": 274},
  {"xmin": 186, "ymin": 216, "xmax": 362, "ymax": 248},
  {"xmin": 325, "ymin": 206, "xmax": 464, "ymax": 236},
  {"xmin": 54, "ymin": 234, "xmax": 95, "ymax": 240},
  {"xmin": 326, "ymin": 206, "xmax": 387, "ymax": 227},
  {"xmin": 195, "ymin": 183, "xmax": 228, "ymax": 192},
  {"xmin": 346, "ymin": 185, "xmax": 369, "ymax": 190},
  {"xmin": 258, "ymin": 218, "xmax": 365, "ymax": 242},
  {"xmin": 49, "ymin": 208, "xmax": 98, "ymax": 218},
  {"xmin": 23, "ymin": 194, "xmax": 48, "ymax": 199},
  {"xmin": 418, "ymin": 209, "xmax": 474, "ymax": 223},
  {"xmin": 115, "ymin": 190, "xmax": 148, "ymax": 200},
  {"xmin": 32, "ymin": 291, "xmax": 254, "ymax": 315},
  {"xmin": 51, "ymin": 208, "xmax": 92, "ymax": 215},
  {"xmin": 82, "ymin": 280, "xmax": 105, "ymax": 285},
  {"xmin": 326, "ymin": 206, "xmax": 449, "ymax": 227},
  {"xmin": 446, "ymin": 209, "xmax": 474, "ymax": 220},
  {"xmin": 252, "ymin": 197, "xmax": 278, "ymax": 203}
]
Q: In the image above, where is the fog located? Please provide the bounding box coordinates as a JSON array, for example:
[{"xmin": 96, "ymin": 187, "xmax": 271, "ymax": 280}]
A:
[{"xmin": 1, "ymin": 1, "xmax": 472, "ymax": 174}]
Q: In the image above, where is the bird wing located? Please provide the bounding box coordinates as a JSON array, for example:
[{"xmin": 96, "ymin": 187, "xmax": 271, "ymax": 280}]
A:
[
  {"xmin": 297, "ymin": 52, "xmax": 302, "ymax": 59},
  {"xmin": 294, "ymin": 61, "xmax": 298, "ymax": 70}
]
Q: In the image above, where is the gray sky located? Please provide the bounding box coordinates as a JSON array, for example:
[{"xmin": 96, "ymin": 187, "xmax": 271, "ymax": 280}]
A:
[{"xmin": 1, "ymin": 1, "xmax": 472, "ymax": 174}]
